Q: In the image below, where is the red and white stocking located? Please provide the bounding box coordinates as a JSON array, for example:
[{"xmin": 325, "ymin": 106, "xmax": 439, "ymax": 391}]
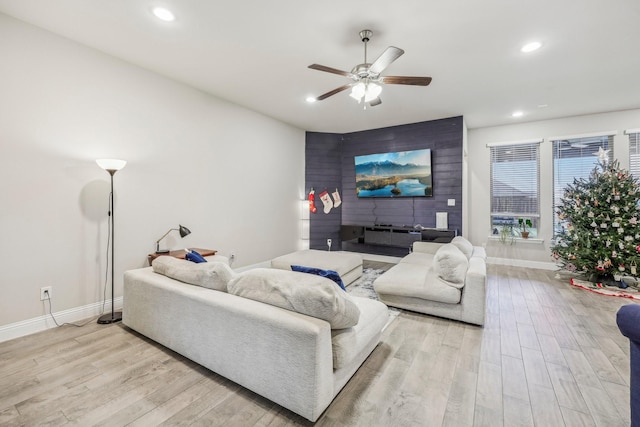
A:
[
  {"xmin": 332, "ymin": 189, "xmax": 342, "ymax": 208},
  {"xmin": 308, "ymin": 189, "xmax": 317, "ymax": 214},
  {"xmin": 319, "ymin": 190, "xmax": 333, "ymax": 214}
]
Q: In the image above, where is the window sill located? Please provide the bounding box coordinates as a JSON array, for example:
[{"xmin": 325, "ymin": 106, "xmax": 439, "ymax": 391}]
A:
[{"xmin": 487, "ymin": 235, "xmax": 545, "ymax": 244}]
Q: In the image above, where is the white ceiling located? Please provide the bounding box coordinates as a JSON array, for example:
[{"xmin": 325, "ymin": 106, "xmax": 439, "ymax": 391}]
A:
[{"xmin": 1, "ymin": 0, "xmax": 639, "ymax": 133}]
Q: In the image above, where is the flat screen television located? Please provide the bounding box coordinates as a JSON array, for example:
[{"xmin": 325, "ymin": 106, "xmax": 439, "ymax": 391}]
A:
[{"xmin": 355, "ymin": 148, "xmax": 432, "ymax": 197}]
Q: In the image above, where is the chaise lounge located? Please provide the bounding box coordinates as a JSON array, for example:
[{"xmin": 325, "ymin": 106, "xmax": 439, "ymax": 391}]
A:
[{"xmin": 373, "ymin": 236, "xmax": 487, "ymax": 326}]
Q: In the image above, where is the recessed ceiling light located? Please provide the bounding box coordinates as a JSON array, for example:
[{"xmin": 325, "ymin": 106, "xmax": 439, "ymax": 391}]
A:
[
  {"xmin": 521, "ymin": 41, "xmax": 542, "ymax": 53},
  {"xmin": 537, "ymin": 104, "xmax": 548, "ymax": 108},
  {"xmin": 305, "ymin": 97, "xmax": 316, "ymax": 103},
  {"xmin": 512, "ymin": 111, "xmax": 524, "ymax": 118},
  {"xmin": 152, "ymin": 7, "xmax": 175, "ymax": 22}
]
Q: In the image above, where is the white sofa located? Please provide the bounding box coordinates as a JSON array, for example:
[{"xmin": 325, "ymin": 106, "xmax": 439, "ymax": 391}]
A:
[
  {"xmin": 373, "ymin": 237, "xmax": 487, "ymax": 326},
  {"xmin": 123, "ymin": 256, "xmax": 389, "ymax": 422}
]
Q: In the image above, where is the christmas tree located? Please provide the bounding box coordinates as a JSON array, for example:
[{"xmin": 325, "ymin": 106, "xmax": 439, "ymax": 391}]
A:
[{"xmin": 552, "ymin": 158, "xmax": 640, "ymax": 282}]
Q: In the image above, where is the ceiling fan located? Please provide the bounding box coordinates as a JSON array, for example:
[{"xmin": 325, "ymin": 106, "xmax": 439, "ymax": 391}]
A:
[{"xmin": 308, "ymin": 29, "xmax": 432, "ymax": 107}]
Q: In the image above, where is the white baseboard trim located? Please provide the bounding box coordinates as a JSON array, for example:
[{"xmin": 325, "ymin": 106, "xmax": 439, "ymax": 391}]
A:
[
  {"xmin": 0, "ymin": 297, "xmax": 123, "ymax": 344},
  {"xmin": 488, "ymin": 257, "xmax": 558, "ymax": 271}
]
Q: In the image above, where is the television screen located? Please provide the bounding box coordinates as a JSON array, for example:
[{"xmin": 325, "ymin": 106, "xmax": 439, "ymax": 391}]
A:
[{"xmin": 355, "ymin": 148, "xmax": 432, "ymax": 197}]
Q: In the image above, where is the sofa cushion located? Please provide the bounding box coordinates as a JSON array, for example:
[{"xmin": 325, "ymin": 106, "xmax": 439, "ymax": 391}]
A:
[
  {"xmin": 450, "ymin": 236, "xmax": 474, "ymax": 260},
  {"xmin": 291, "ymin": 265, "xmax": 345, "ymax": 290},
  {"xmin": 433, "ymin": 244, "xmax": 468, "ymax": 288},
  {"xmin": 227, "ymin": 268, "xmax": 360, "ymax": 329},
  {"xmin": 373, "ymin": 263, "xmax": 461, "ymax": 304},
  {"xmin": 152, "ymin": 256, "xmax": 235, "ymax": 292},
  {"xmin": 331, "ymin": 297, "xmax": 389, "ymax": 369},
  {"xmin": 399, "ymin": 251, "xmax": 434, "ymax": 266}
]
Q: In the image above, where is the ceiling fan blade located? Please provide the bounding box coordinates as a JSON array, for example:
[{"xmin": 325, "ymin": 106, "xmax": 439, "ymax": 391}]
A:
[
  {"xmin": 369, "ymin": 46, "xmax": 404, "ymax": 75},
  {"xmin": 314, "ymin": 84, "xmax": 353, "ymax": 101},
  {"xmin": 308, "ymin": 64, "xmax": 354, "ymax": 78},
  {"xmin": 369, "ymin": 97, "xmax": 382, "ymax": 107},
  {"xmin": 381, "ymin": 76, "xmax": 432, "ymax": 86}
]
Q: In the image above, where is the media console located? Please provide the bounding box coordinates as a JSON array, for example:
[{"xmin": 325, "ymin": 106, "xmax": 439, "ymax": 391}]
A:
[{"xmin": 341, "ymin": 224, "xmax": 457, "ymax": 253}]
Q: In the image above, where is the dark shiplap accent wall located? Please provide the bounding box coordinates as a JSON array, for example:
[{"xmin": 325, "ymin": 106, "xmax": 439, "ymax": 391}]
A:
[
  {"xmin": 306, "ymin": 132, "xmax": 343, "ymax": 250},
  {"xmin": 306, "ymin": 116, "xmax": 464, "ymax": 250}
]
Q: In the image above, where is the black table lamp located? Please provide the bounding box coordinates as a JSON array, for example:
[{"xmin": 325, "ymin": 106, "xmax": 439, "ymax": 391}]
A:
[
  {"xmin": 156, "ymin": 225, "xmax": 191, "ymax": 254},
  {"xmin": 96, "ymin": 158, "xmax": 126, "ymax": 325}
]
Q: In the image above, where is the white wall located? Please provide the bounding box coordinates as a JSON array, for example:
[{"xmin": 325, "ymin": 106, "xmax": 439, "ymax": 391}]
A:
[
  {"xmin": 0, "ymin": 14, "xmax": 305, "ymax": 329},
  {"xmin": 467, "ymin": 109, "xmax": 640, "ymax": 265}
]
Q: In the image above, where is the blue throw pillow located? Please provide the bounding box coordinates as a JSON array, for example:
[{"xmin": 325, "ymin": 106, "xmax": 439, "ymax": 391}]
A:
[
  {"xmin": 291, "ymin": 265, "xmax": 345, "ymax": 290},
  {"xmin": 185, "ymin": 250, "xmax": 207, "ymax": 263}
]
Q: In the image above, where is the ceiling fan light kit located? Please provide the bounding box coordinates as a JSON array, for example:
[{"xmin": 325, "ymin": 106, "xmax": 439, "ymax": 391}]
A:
[{"xmin": 308, "ymin": 29, "xmax": 432, "ymax": 108}]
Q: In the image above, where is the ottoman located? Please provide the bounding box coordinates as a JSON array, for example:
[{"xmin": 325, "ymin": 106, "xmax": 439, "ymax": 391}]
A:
[{"xmin": 270, "ymin": 250, "xmax": 363, "ymax": 286}]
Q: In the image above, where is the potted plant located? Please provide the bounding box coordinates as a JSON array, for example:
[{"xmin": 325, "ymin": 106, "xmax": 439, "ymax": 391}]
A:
[
  {"xmin": 518, "ymin": 218, "xmax": 532, "ymax": 238},
  {"xmin": 498, "ymin": 220, "xmax": 516, "ymax": 245}
]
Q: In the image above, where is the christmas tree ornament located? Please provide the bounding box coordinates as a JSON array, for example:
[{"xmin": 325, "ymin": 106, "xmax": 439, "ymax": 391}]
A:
[
  {"xmin": 606, "ymin": 240, "xmax": 612, "ymax": 247},
  {"xmin": 612, "ymin": 250, "xmax": 617, "ymax": 258},
  {"xmin": 318, "ymin": 190, "xmax": 333, "ymax": 214},
  {"xmin": 631, "ymin": 261, "xmax": 637, "ymax": 275}
]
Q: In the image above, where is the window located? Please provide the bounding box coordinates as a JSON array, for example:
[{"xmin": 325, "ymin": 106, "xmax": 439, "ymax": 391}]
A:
[
  {"xmin": 628, "ymin": 130, "xmax": 640, "ymax": 177},
  {"xmin": 552, "ymin": 133, "xmax": 614, "ymax": 235},
  {"xmin": 489, "ymin": 141, "xmax": 540, "ymax": 238}
]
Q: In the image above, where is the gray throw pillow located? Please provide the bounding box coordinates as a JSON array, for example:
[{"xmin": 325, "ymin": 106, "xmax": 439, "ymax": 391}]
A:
[
  {"xmin": 432, "ymin": 244, "xmax": 469, "ymax": 288},
  {"xmin": 227, "ymin": 268, "xmax": 360, "ymax": 329},
  {"xmin": 152, "ymin": 256, "xmax": 235, "ymax": 292}
]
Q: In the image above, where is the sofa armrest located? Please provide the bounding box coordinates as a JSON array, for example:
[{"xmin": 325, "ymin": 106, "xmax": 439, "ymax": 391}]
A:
[
  {"xmin": 123, "ymin": 268, "xmax": 334, "ymax": 422},
  {"xmin": 618, "ymin": 304, "xmax": 640, "ymax": 342},
  {"xmin": 412, "ymin": 241, "xmax": 444, "ymax": 255},
  {"xmin": 459, "ymin": 257, "xmax": 487, "ymax": 325}
]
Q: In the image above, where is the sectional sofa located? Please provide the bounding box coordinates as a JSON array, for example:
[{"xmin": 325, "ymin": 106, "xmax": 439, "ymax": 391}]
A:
[
  {"xmin": 122, "ymin": 256, "xmax": 389, "ymax": 422},
  {"xmin": 373, "ymin": 236, "xmax": 487, "ymax": 326}
]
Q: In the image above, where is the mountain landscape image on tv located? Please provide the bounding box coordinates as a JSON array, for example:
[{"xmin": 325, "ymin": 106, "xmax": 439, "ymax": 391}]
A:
[{"xmin": 355, "ymin": 148, "xmax": 432, "ymax": 197}]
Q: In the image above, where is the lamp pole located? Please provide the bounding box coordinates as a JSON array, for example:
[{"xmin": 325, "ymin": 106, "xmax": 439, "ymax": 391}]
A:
[{"xmin": 96, "ymin": 159, "xmax": 126, "ymax": 324}]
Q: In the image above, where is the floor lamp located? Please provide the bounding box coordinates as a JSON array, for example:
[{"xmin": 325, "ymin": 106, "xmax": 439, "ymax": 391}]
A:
[{"xmin": 96, "ymin": 158, "xmax": 127, "ymax": 324}]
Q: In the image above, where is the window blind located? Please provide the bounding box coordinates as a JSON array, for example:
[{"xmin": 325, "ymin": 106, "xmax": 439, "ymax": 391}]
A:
[
  {"xmin": 490, "ymin": 143, "xmax": 540, "ymax": 217},
  {"xmin": 552, "ymin": 134, "xmax": 614, "ymax": 234},
  {"xmin": 629, "ymin": 132, "xmax": 640, "ymax": 177}
]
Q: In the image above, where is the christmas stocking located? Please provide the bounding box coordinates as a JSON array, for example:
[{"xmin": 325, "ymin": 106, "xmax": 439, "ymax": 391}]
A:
[
  {"xmin": 319, "ymin": 190, "xmax": 333, "ymax": 214},
  {"xmin": 332, "ymin": 188, "xmax": 342, "ymax": 208},
  {"xmin": 308, "ymin": 189, "xmax": 317, "ymax": 214}
]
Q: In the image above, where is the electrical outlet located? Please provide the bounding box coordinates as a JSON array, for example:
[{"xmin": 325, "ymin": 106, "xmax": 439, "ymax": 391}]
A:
[{"xmin": 40, "ymin": 286, "xmax": 52, "ymax": 301}]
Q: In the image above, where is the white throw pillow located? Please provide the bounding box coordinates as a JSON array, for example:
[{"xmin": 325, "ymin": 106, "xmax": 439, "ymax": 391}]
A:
[
  {"xmin": 152, "ymin": 256, "xmax": 235, "ymax": 292},
  {"xmin": 432, "ymin": 244, "xmax": 468, "ymax": 288},
  {"xmin": 227, "ymin": 268, "xmax": 360, "ymax": 329},
  {"xmin": 450, "ymin": 236, "xmax": 474, "ymax": 260}
]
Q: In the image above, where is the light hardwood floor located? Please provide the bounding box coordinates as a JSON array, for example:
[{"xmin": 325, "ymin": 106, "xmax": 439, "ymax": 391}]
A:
[{"xmin": 0, "ymin": 263, "xmax": 633, "ymax": 426}]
